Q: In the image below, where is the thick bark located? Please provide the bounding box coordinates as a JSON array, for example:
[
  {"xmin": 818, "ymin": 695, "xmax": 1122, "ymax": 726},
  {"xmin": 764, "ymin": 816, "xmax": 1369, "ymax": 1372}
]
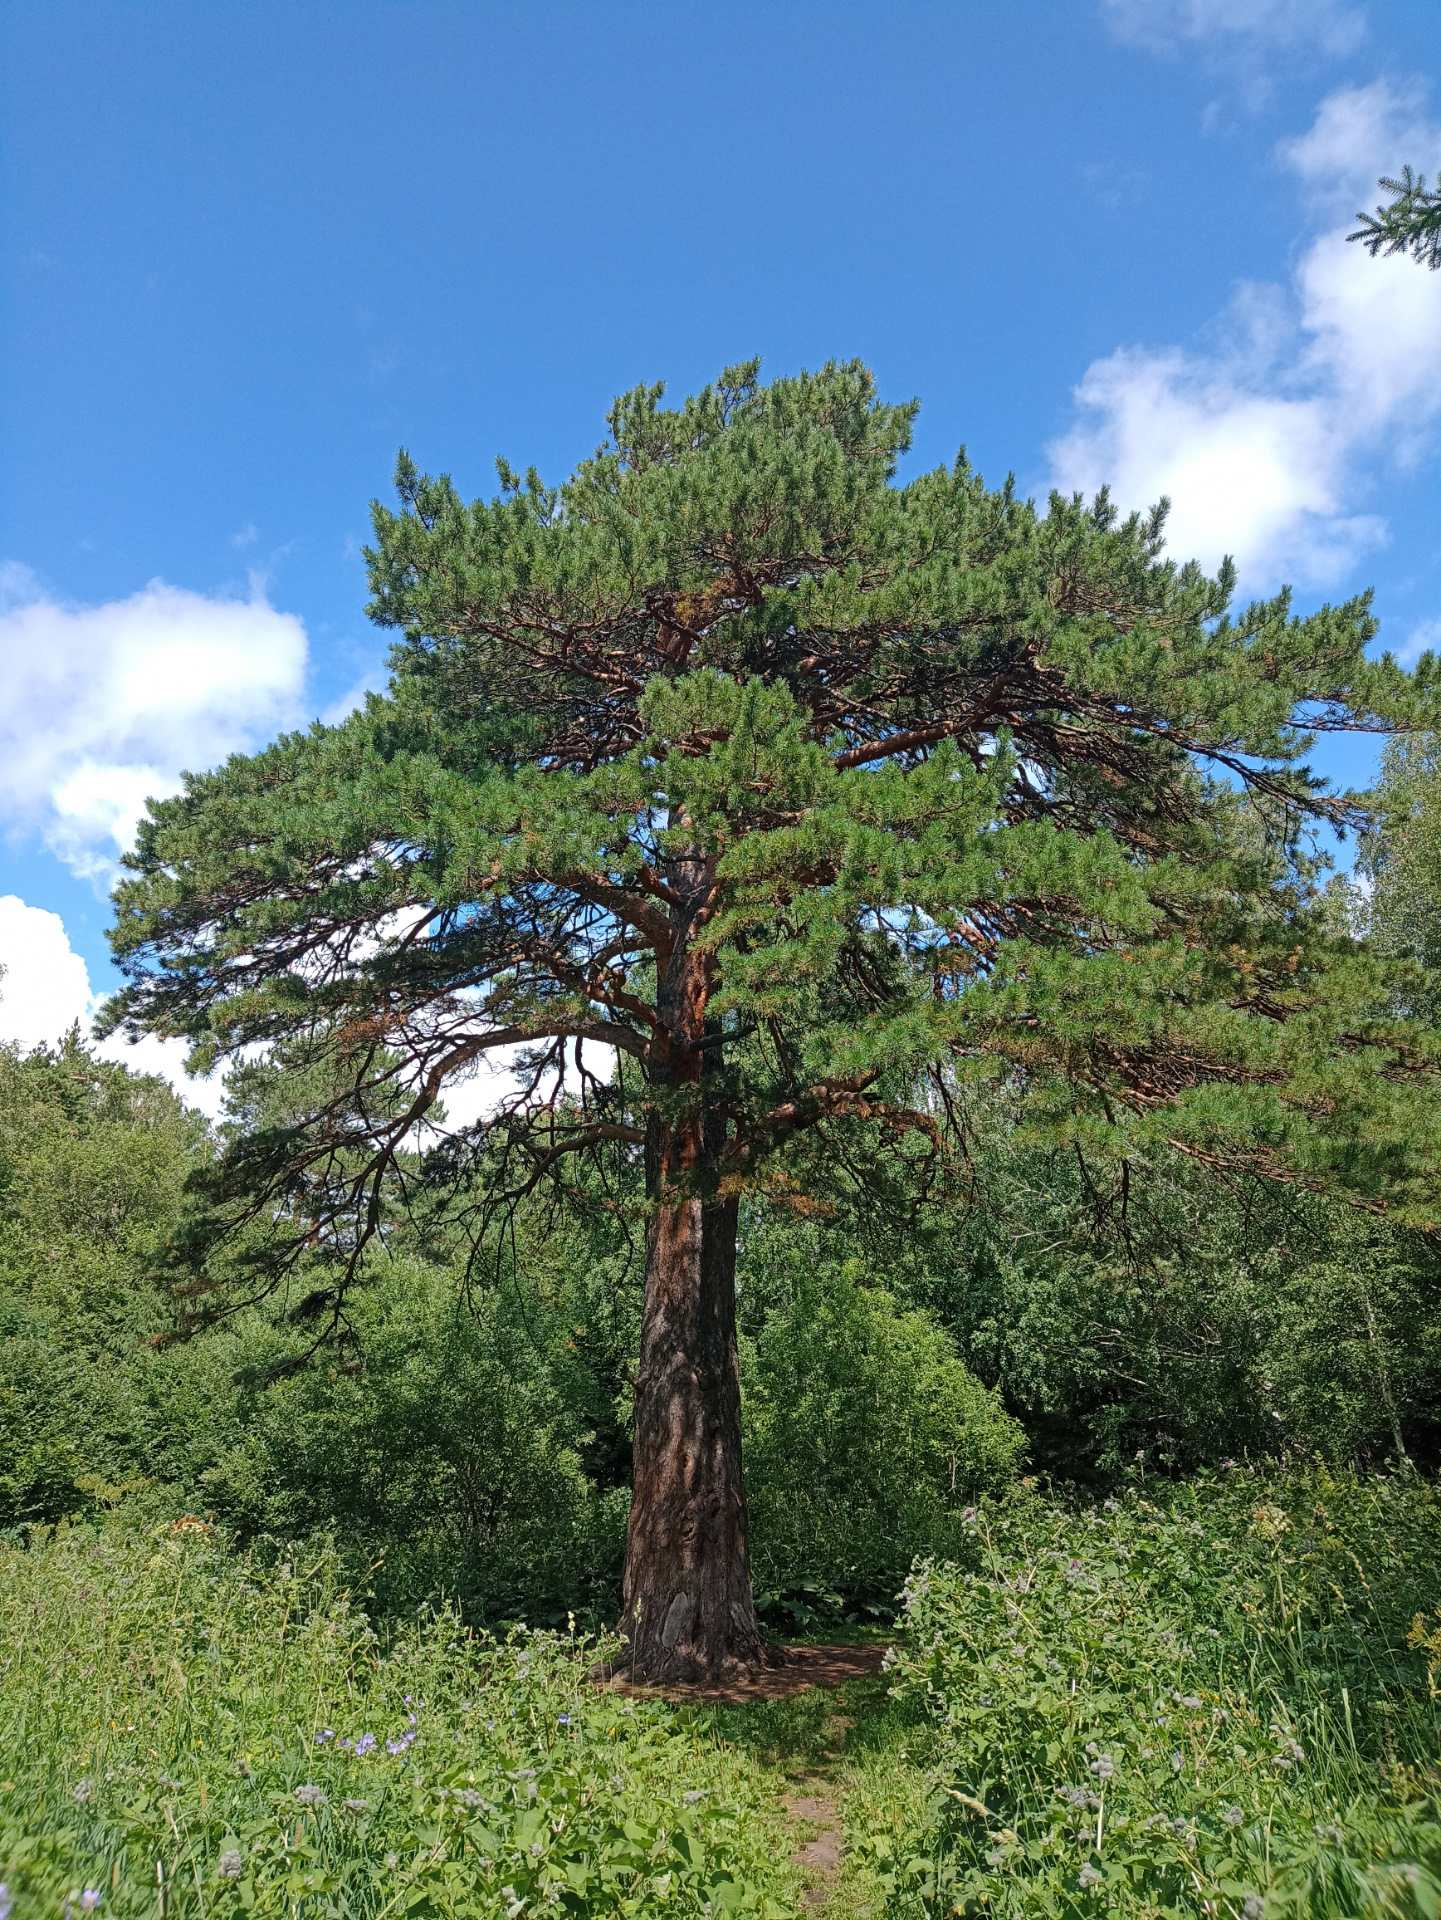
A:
[
  {"xmin": 619, "ymin": 1180, "xmax": 773, "ymax": 1679},
  {"xmin": 617, "ymin": 846, "xmax": 775, "ymax": 1680}
]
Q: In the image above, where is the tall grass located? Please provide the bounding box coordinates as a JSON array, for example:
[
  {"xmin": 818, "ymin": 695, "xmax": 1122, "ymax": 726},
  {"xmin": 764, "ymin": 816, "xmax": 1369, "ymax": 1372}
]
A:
[
  {"xmin": 872, "ymin": 1465, "xmax": 1441, "ymax": 1918},
  {"xmin": 0, "ymin": 1520, "xmax": 792, "ymax": 1920}
]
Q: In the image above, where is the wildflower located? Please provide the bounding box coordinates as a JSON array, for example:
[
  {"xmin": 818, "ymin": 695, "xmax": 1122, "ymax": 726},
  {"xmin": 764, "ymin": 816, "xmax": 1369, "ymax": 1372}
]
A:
[
  {"xmin": 1103, "ymin": 1497, "xmax": 1118, "ymax": 1512},
  {"xmin": 314, "ymin": 1729, "xmax": 335, "ymax": 1744},
  {"xmin": 1224, "ymin": 1806, "xmax": 1245, "ymax": 1829},
  {"xmin": 345, "ymin": 1798, "xmax": 369, "ymax": 1814},
  {"xmin": 557, "ymin": 1714, "xmax": 571, "ymax": 1725},
  {"xmin": 530, "ymin": 1841, "xmax": 544, "ymax": 1857},
  {"xmin": 73, "ymin": 1780, "xmax": 93, "ymax": 1803},
  {"xmin": 1085, "ymin": 1741, "xmax": 1098, "ymax": 1755},
  {"xmin": 216, "ymin": 1852, "xmax": 243, "ymax": 1881},
  {"xmin": 456, "ymin": 1789, "xmax": 488, "ymax": 1808},
  {"xmin": 1181, "ymin": 1695, "xmax": 1202, "ymax": 1710},
  {"xmin": 294, "ymin": 1784, "xmax": 327, "ymax": 1806},
  {"xmin": 1243, "ymin": 1898, "xmax": 1264, "ymax": 1920},
  {"xmin": 683, "ymin": 1789, "xmax": 706, "ymax": 1804},
  {"xmin": 0, "ymin": 1886, "xmax": 11, "ymax": 1920},
  {"xmin": 1090, "ymin": 1755, "xmax": 1115, "ymax": 1780},
  {"xmin": 354, "ymin": 1733, "xmax": 377, "ymax": 1756},
  {"xmin": 384, "ymin": 1854, "xmax": 400, "ymax": 1871},
  {"xmin": 235, "ymin": 1758, "xmax": 253, "ymax": 1779},
  {"xmin": 1171, "ymin": 1751, "xmax": 1184, "ymax": 1772},
  {"xmin": 1172, "ymin": 1817, "xmax": 1190, "ymax": 1837},
  {"xmin": 1065, "ymin": 1559, "xmax": 1083, "ymax": 1582},
  {"xmin": 1079, "ymin": 1864, "xmax": 1102, "ymax": 1889}
]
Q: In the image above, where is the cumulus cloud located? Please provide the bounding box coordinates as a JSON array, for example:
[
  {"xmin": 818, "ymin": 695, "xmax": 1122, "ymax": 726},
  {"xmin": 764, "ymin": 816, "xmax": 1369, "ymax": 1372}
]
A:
[
  {"xmin": 1100, "ymin": 0, "xmax": 1365, "ymax": 60},
  {"xmin": 1048, "ymin": 82, "xmax": 1441, "ymax": 592},
  {"xmin": 0, "ymin": 894, "xmax": 224, "ymax": 1116},
  {"xmin": 0, "ymin": 567, "xmax": 307, "ymax": 885}
]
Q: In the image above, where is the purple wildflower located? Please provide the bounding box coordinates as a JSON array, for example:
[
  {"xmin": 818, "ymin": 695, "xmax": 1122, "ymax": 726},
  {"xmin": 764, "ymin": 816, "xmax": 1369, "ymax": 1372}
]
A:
[{"xmin": 353, "ymin": 1733, "xmax": 377, "ymax": 1756}]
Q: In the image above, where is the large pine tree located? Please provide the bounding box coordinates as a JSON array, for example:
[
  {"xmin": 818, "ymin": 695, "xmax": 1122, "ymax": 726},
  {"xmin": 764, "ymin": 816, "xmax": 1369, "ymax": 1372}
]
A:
[{"xmin": 104, "ymin": 361, "xmax": 1441, "ymax": 1676}]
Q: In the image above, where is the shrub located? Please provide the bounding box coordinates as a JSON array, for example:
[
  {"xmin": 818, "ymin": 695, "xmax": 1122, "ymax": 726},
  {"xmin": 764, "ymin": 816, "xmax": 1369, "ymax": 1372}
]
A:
[
  {"xmin": 870, "ymin": 1465, "xmax": 1441, "ymax": 1917},
  {"xmin": 742, "ymin": 1264, "xmax": 1025, "ymax": 1623}
]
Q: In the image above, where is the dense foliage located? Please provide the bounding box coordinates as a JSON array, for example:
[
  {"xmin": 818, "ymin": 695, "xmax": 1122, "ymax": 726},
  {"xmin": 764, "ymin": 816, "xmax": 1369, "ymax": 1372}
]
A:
[
  {"xmin": 0, "ymin": 1035, "xmax": 1024, "ymax": 1621},
  {"xmin": 875, "ymin": 1466, "xmax": 1441, "ymax": 1918}
]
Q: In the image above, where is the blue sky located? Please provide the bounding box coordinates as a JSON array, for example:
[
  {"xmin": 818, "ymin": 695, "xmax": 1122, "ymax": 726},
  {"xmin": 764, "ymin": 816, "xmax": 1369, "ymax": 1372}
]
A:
[{"xmin": 2, "ymin": 0, "xmax": 1441, "ymax": 1098}]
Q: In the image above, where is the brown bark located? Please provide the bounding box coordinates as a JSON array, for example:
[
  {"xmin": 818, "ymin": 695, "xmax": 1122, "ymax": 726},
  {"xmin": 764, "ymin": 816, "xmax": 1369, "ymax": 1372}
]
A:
[
  {"xmin": 619, "ymin": 1179, "xmax": 774, "ymax": 1679},
  {"xmin": 616, "ymin": 848, "xmax": 777, "ymax": 1680}
]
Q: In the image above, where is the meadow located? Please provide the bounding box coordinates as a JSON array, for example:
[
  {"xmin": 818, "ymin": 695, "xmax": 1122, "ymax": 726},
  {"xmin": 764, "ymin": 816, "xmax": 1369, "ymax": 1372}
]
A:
[{"xmin": 3, "ymin": 1463, "xmax": 1438, "ymax": 1920}]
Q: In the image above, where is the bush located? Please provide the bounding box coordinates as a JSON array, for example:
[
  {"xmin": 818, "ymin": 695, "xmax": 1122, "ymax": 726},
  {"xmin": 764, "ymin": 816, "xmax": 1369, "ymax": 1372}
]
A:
[
  {"xmin": 870, "ymin": 1464, "xmax": 1441, "ymax": 1917},
  {"xmin": 0, "ymin": 1519, "xmax": 791, "ymax": 1920},
  {"xmin": 742, "ymin": 1263, "xmax": 1025, "ymax": 1623},
  {"xmin": 144, "ymin": 1260, "xmax": 629, "ymax": 1623}
]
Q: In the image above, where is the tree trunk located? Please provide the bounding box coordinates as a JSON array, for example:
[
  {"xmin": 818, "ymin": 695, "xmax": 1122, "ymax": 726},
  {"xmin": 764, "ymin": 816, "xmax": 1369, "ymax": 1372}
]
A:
[
  {"xmin": 618, "ymin": 847, "xmax": 775, "ymax": 1679},
  {"xmin": 619, "ymin": 1177, "xmax": 774, "ymax": 1679}
]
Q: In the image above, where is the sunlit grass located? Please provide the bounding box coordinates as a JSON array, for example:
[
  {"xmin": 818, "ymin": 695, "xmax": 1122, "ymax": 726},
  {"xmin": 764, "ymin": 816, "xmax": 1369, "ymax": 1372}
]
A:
[{"xmin": 0, "ymin": 1520, "xmax": 794, "ymax": 1920}]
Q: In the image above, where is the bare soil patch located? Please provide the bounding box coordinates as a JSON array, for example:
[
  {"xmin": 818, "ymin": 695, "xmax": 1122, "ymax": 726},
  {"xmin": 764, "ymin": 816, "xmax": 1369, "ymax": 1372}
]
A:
[{"xmin": 603, "ymin": 1640, "xmax": 887, "ymax": 1706}]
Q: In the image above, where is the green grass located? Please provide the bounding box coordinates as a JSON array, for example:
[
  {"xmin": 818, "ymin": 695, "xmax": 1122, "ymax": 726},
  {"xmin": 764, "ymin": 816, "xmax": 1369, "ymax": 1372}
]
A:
[
  {"xmin": 5, "ymin": 1465, "xmax": 1441, "ymax": 1920},
  {"xmin": 0, "ymin": 1520, "xmax": 795, "ymax": 1920}
]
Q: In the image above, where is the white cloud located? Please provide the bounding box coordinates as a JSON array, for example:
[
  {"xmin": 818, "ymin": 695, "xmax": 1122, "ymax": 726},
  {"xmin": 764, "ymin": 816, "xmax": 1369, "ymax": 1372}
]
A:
[
  {"xmin": 0, "ymin": 894, "xmax": 224, "ymax": 1116},
  {"xmin": 0, "ymin": 571, "xmax": 307, "ymax": 885},
  {"xmin": 1048, "ymin": 83, "xmax": 1441, "ymax": 592},
  {"xmin": 1396, "ymin": 617, "xmax": 1441, "ymax": 668},
  {"xmin": 1101, "ymin": 0, "xmax": 1365, "ymax": 59}
]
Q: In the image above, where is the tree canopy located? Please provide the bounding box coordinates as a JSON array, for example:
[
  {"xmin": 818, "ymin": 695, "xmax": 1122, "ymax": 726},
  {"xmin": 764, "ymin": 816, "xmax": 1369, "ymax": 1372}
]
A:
[{"xmin": 105, "ymin": 360, "xmax": 1441, "ymax": 1252}]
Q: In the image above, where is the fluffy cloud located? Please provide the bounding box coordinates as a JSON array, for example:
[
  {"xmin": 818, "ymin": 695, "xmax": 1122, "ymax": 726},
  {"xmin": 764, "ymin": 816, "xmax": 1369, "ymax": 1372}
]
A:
[
  {"xmin": 1100, "ymin": 0, "xmax": 1365, "ymax": 59},
  {"xmin": 0, "ymin": 894, "xmax": 225, "ymax": 1116},
  {"xmin": 1048, "ymin": 83, "xmax": 1441, "ymax": 592},
  {"xmin": 0, "ymin": 567, "xmax": 307, "ymax": 885}
]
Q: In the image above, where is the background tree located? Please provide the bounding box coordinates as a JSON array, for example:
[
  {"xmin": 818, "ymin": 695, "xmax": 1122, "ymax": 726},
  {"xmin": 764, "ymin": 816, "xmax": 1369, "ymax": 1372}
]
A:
[
  {"xmin": 1350, "ymin": 166, "xmax": 1441, "ymax": 270},
  {"xmin": 103, "ymin": 360, "xmax": 1441, "ymax": 1677}
]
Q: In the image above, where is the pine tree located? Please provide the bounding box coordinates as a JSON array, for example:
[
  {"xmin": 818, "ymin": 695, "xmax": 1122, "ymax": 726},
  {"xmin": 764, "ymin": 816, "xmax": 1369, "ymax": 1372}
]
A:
[
  {"xmin": 1350, "ymin": 167, "xmax": 1441, "ymax": 271},
  {"xmin": 103, "ymin": 360, "xmax": 1441, "ymax": 1676}
]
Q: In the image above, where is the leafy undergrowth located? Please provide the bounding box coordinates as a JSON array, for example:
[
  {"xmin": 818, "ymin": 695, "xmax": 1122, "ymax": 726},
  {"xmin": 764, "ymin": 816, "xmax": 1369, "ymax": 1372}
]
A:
[
  {"xmin": 6, "ymin": 1466, "xmax": 1441, "ymax": 1920},
  {"xmin": 0, "ymin": 1522, "xmax": 795, "ymax": 1920},
  {"xmin": 873, "ymin": 1464, "xmax": 1441, "ymax": 1919}
]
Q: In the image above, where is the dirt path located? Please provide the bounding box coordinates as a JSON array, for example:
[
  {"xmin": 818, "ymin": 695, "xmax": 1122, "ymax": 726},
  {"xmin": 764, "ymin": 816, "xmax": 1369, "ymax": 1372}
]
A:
[
  {"xmin": 785, "ymin": 1776, "xmax": 845, "ymax": 1907},
  {"xmin": 606, "ymin": 1642, "xmax": 891, "ymax": 1914}
]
